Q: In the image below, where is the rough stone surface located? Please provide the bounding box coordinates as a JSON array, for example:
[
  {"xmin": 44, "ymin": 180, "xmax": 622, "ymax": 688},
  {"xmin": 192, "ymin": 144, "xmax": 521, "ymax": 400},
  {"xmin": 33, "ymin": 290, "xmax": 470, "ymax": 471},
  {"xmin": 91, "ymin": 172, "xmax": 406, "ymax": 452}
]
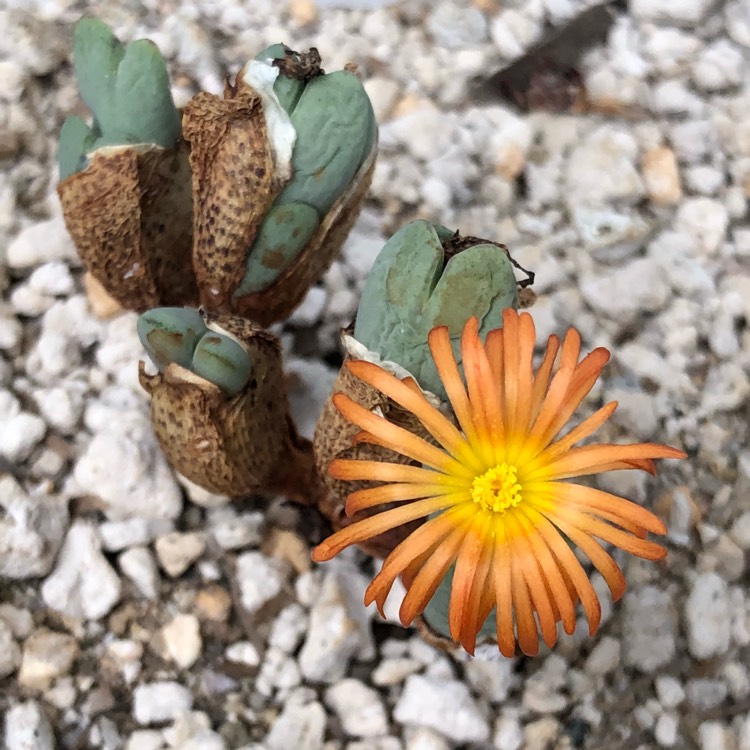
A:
[{"xmin": 41, "ymin": 521, "xmax": 121, "ymax": 620}]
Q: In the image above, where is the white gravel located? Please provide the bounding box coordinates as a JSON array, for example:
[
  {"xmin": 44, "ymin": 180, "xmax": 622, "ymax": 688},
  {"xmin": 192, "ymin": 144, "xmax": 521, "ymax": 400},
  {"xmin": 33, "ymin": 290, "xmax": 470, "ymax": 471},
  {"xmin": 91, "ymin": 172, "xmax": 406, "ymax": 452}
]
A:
[{"xmin": 1, "ymin": 0, "xmax": 749, "ymax": 748}]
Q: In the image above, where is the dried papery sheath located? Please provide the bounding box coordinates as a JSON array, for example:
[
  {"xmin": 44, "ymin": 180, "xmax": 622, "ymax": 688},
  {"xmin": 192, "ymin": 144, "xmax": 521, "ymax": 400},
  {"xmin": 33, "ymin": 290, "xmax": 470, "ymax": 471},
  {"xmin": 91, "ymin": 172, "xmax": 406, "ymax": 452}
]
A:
[
  {"xmin": 57, "ymin": 19, "xmax": 195, "ymax": 312},
  {"xmin": 138, "ymin": 308, "xmax": 318, "ymax": 502},
  {"xmin": 184, "ymin": 45, "xmax": 377, "ymax": 325}
]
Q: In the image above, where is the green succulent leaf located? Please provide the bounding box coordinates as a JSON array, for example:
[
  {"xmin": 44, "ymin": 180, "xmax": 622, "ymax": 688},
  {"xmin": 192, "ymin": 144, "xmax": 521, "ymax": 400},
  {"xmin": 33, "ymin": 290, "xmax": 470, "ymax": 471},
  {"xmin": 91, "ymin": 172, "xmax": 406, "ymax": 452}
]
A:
[
  {"xmin": 276, "ymin": 70, "xmax": 376, "ymax": 217},
  {"xmin": 235, "ymin": 202, "xmax": 319, "ymax": 297},
  {"xmin": 354, "ymin": 221, "xmax": 519, "ymax": 397},
  {"xmin": 60, "ymin": 17, "xmax": 181, "ymax": 177},
  {"xmin": 137, "ymin": 307, "xmax": 207, "ymax": 371},
  {"xmin": 192, "ymin": 333, "xmax": 252, "ymax": 396},
  {"xmin": 58, "ymin": 115, "xmax": 98, "ymax": 180}
]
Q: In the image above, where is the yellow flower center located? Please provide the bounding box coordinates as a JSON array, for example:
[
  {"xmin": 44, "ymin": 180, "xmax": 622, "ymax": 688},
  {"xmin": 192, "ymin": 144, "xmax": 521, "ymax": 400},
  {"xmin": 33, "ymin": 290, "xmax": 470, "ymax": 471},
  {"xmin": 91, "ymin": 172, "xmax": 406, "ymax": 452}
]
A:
[{"xmin": 471, "ymin": 463, "xmax": 523, "ymax": 514}]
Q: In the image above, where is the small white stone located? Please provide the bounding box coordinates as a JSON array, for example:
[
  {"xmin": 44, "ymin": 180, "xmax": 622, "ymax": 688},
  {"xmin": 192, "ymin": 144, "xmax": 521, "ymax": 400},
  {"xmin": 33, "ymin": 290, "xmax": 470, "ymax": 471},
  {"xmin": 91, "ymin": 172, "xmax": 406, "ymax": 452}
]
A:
[
  {"xmin": 730, "ymin": 511, "xmax": 750, "ymax": 549},
  {"xmin": 426, "ymin": 3, "xmax": 487, "ymax": 49},
  {"xmin": 0, "ymin": 411, "xmax": 46, "ymax": 463},
  {"xmin": 133, "ymin": 681, "xmax": 193, "ymax": 725},
  {"xmin": 0, "ymin": 604, "xmax": 33, "ymax": 640},
  {"xmin": 493, "ymin": 714, "xmax": 523, "ymax": 750},
  {"xmin": 99, "ymin": 518, "xmax": 173, "ymax": 552},
  {"xmin": 372, "ymin": 658, "xmax": 422, "ymax": 687},
  {"xmin": 209, "ymin": 508, "xmax": 264, "ymax": 550},
  {"xmin": 685, "ymin": 573, "xmax": 732, "ymax": 659},
  {"xmin": 18, "ymin": 628, "xmax": 78, "ymax": 690},
  {"xmin": 74, "ymin": 426, "xmax": 183, "ymax": 521},
  {"xmin": 686, "ymin": 678, "xmax": 729, "ymax": 710},
  {"xmin": 119, "ymin": 547, "xmax": 160, "ymax": 599},
  {"xmin": 299, "ymin": 566, "xmax": 374, "ymax": 683},
  {"xmin": 403, "ymin": 727, "xmax": 449, "ymax": 750},
  {"xmin": 41, "ymin": 521, "xmax": 121, "ymax": 620},
  {"xmin": 265, "ymin": 700, "xmax": 326, "ymax": 750},
  {"xmin": 178, "ymin": 730, "xmax": 226, "ymax": 750},
  {"xmin": 622, "ymin": 586, "xmax": 677, "ymax": 673},
  {"xmin": 235, "ymin": 551, "xmax": 287, "ymax": 616},
  {"xmin": 325, "ymin": 679, "xmax": 388, "ymax": 738},
  {"xmin": 464, "ymin": 657, "xmax": 515, "ymax": 703},
  {"xmin": 123, "ymin": 730, "xmax": 163, "ymax": 750},
  {"xmin": 698, "ymin": 721, "xmax": 733, "ymax": 750},
  {"xmin": 155, "ymin": 532, "xmax": 206, "ymax": 577},
  {"xmin": 580, "ymin": 257, "xmax": 670, "ymax": 323},
  {"xmin": 726, "ymin": 0, "xmax": 750, "ymax": 47},
  {"xmin": 6, "ymin": 218, "xmax": 77, "ymax": 268},
  {"xmin": 654, "ymin": 712, "xmax": 679, "ymax": 747},
  {"xmin": 0, "ymin": 618, "xmax": 20, "ymax": 678},
  {"xmin": 105, "ymin": 639, "xmax": 143, "ymax": 685},
  {"xmin": 630, "ymin": 0, "xmax": 716, "ymax": 24},
  {"xmin": 655, "ymin": 675, "xmax": 685, "ymax": 708},
  {"xmin": 584, "ymin": 636, "xmax": 621, "ymax": 676},
  {"xmin": 490, "ymin": 9, "xmax": 542, "ymax": 59},
  {"xmin": 287, "ymin": 285, "xmax": 327, "ymax": 326},
  {"xmin": 33, "ymin": 382, "xmax": 86, "ymax": 435},
  {"xmin": 394, "ymin": 674, "xmax": 489, "ymax": 744},
  {"xmin": 255, "ymin": 646, "xmax": 301, "ymax": 698},
  {"xmin": 28, "ymin": 260, "xmax": 75, "ymax": 297},
  {"xmin": 4, "ymin": 701, "xmax": 55, "ymax": 750},
  {"xmin": 225, "ymin": 641, "xmax": 260, "ymax": 667},
  {"xmin": 564, "ymin": 125, "xmax": 643, "ymax": 208},
  {"xmin": 691, "ymin": 39, "xmax": 744, "ymax": 91},
  {"xmin": 268, "ymin": 603, "xmax": 308, "ymax": 653},
  {"xmin": 674, "ymin": 198, "xmax": 728, "ymax": 256},
  {"xmin": 0, "ymin": 476, "xmax": 68, "ymax": 579}
]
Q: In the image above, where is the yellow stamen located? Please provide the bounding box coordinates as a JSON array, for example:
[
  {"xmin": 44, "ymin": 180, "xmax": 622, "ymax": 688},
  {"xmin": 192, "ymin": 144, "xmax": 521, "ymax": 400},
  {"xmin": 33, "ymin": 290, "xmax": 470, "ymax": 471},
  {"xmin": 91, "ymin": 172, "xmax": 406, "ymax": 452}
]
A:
[{"xmin": 471, "ymin": 463, "xmax": 523, "ymax": 513}]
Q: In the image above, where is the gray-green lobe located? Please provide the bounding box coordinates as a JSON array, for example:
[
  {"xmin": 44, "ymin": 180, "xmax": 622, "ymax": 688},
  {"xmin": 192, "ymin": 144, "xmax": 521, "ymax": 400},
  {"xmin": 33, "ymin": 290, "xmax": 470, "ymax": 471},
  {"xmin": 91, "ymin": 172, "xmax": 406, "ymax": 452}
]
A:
[
  {"xmin": 354, "ymin": 221, "xmax": 519, "ymax": 397},
  {"xmin": 137, "ymin": 307, "xmax": 207, "ymax": 371},
  {"xmin": 192, "ymin": 334, "xmax": 252, "ymax": 396},
  {"xmin": 276, "ymin": 71, "xmax": 376, "ymax": 217},
  {"xmin": 235, "ymin": 202, "xmax": 319, "ymax": 296},
  {"xmin": 137, "ymin": 307, "xmax": 252, "ymax": 396},
  {"xmin": 58, "ymin": 18, "xmax": 181, "ymax": 179}
]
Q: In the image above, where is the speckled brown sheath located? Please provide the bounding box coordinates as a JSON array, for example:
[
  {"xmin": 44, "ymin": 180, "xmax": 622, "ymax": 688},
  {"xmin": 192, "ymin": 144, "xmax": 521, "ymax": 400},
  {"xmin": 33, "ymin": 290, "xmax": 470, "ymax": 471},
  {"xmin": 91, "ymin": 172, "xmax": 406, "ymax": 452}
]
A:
[
  {"xmin": 313, "ymin": 353, "xmax": 433, "ymax": 560},
  {"xmin": 139, "ymin": 315, "xmax": 319, "ymax": 503},
  {"xmin": 182, "ymin": 87, "xmax": 280, "ymax": 314},
  {"xmin": 235, "ymin": 136, "xmax": 378, "ymax": 327},
  {"xmin": 57, "ymin": 142, "xmax": 195, "ymax": 312}
]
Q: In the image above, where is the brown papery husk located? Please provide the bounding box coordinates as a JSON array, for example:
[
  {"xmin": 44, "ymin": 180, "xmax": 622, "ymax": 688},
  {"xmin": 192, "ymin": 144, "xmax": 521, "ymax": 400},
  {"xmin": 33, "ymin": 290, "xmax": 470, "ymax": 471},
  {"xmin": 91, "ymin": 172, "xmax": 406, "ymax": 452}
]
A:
[
  {"xmin": 313, "ymin": 340, "xmax": 436, "ymax": 559},
  {"xmin": 139, "ymin": 315, "xmax": 319, "ymax": 503},
  {"xmin": 183, "ymin": 85, "xmax": 280, "ymax": 314},
  {"xmin": 57, "ymin": 141, "xmax": 195, "ymax": 313},
  {"xmin": 235, "ymin": 135, "xmax": 378, "ymax": 327}
]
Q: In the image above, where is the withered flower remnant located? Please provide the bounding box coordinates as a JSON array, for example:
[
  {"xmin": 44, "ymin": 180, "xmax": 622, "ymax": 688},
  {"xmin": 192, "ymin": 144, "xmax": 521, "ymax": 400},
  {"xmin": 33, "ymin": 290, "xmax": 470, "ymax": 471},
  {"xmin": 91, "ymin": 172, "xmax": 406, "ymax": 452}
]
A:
[{"xmin": 138, "ymin": 308, "xmax": 318, "ymax": 502}]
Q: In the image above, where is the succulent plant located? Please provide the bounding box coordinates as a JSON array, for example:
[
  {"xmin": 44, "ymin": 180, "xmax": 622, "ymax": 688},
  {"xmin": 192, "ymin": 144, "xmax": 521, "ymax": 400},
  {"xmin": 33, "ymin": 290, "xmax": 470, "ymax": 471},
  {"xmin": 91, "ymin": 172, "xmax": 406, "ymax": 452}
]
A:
[
  {"xmin": 313, "ymin": 222, "xmax": 531, "ymax": 556},
  {"xmin": 138, "ymin": 307, "xmax": 319, "ymax": 502},
  {"xmin": 57, "ymin": 19, "xmax": 194, "ymax": 312},
  {"xmin": 184, "ymin": 45, "xmax": 377, "ymax": 324}
]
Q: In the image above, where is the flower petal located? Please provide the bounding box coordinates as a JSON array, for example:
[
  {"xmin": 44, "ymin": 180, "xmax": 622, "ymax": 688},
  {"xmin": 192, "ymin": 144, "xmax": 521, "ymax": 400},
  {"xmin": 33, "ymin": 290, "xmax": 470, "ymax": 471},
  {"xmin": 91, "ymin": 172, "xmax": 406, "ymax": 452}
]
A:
[
  {"xmin": 329, "ymin": 459, "xmax": 454, "ymax": 484},
  {"xmin": 493, "ymin": 528, "xmax": 516, "ymax": 657},
  {"xmin": 332, "ymin": 393, "xmax": 472, "ymax": 476},
  {"xmin": 399, "ymin": 524, "xmax": 466, "ymax": 626},
  {"xmin": 346, "ymin": 359, "xmax": 478, "ymax": 466},
  {"xmin": 346, "ymin": 483, "xmax": 463, "ymax": 514},
  {"xmin": 311, "ymin": 496, "xmax": 457, "ymax": 562}
]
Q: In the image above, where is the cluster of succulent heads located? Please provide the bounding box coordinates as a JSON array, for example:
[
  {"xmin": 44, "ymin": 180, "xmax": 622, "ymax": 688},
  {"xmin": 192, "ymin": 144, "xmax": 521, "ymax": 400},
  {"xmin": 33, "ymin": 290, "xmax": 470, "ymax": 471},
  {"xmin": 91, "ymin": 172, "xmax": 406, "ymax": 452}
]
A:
[{"xmin": 57, "ymin": 19, "xmax": 683, "ymax": 657}]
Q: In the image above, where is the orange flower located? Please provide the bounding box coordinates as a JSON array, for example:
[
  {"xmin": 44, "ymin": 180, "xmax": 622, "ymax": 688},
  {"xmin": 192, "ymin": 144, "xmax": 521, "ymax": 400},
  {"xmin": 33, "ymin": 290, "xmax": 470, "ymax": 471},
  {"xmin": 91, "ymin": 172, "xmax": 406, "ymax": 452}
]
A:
[{"xmin": 312, "ymin": 310, "xmax": 686, "ymax": 657}]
